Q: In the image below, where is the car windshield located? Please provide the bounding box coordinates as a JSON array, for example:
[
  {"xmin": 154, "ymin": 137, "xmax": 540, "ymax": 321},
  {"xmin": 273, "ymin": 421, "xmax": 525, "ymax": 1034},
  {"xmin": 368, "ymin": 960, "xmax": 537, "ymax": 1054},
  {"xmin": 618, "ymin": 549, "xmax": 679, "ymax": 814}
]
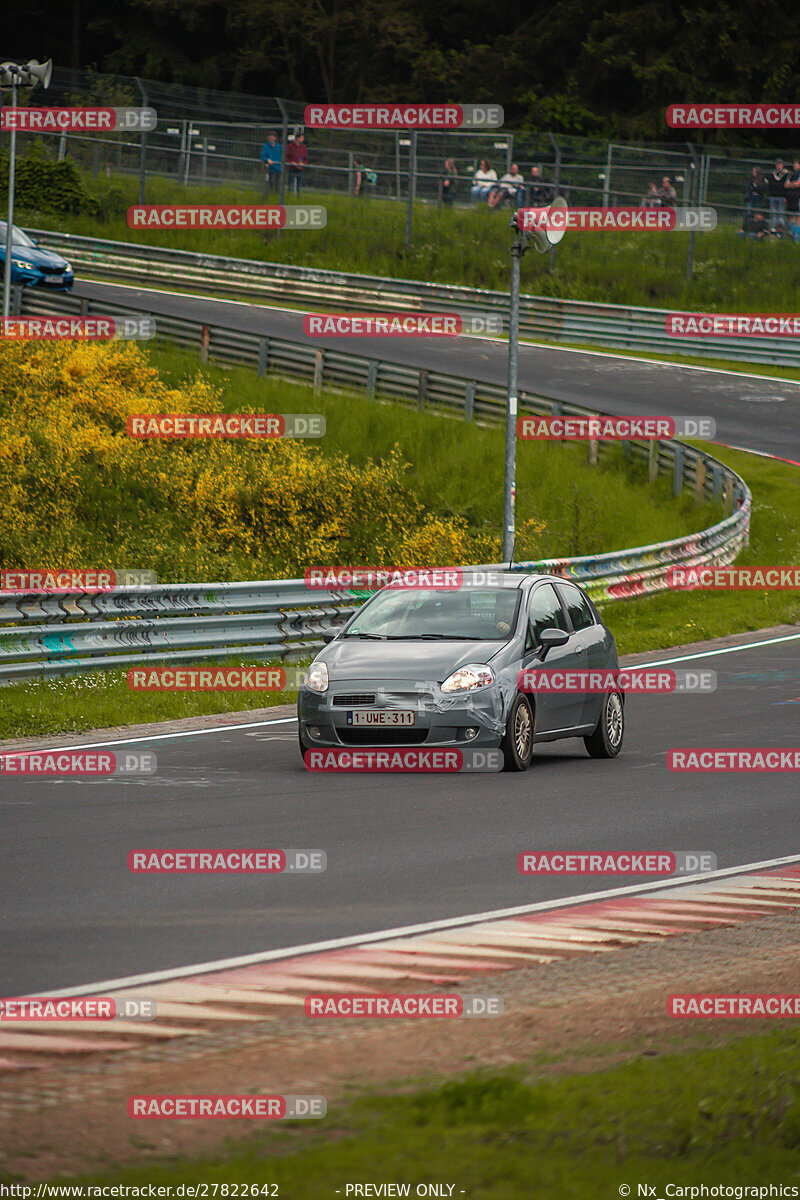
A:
[
  {"xmin": 0, "ymin": 222, "xmax": 35, "ymax": 248},
  {"xmin": 345, "ymin": 587, "xmax": 521, "ymax": 641}
]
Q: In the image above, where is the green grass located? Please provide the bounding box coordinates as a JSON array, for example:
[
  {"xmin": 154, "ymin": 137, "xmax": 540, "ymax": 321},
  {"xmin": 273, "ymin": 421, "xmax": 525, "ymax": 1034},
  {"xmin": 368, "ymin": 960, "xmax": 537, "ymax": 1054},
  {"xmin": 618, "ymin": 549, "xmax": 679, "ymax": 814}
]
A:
[
  {"xmin": 16, "ymin": 167, "xmax": 800, "ymax": 310},
  {"xmin": 9, "ymin": 1029, "xmax": 800, "ymax": 1193}
]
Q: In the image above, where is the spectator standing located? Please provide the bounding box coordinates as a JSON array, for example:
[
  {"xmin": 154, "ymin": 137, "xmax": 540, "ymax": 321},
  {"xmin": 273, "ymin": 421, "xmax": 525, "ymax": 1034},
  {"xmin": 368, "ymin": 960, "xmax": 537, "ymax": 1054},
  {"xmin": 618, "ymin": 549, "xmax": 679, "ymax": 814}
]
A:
[
  {"xmin": 784, "ymin": 159, "xmax": 800, "ymax": 238},
  {"xmin": 742, "ymin": 166, "xmax": 766, "ymax": 225},
  {"xmin": 260, "ymin": 131, "xmax": 282, "ymax": 194},
  {"xmin": 441, "ymin": 159, "xmax": 458, "ymax": 206},
  {"xmin": 354, "ymin": 158, "xmax": 378, "ymax": 198},
  {"xmin": 286, "ymin": 133, "xmax": 309, "ymax": 195},
  {"xmin": 658, "ymin": 176, "xmax": 677, "ymax": 207},
  {"xmin": 470, "ymin": 160, "xmax": 497, "ymax": 203},
  {"xmin": 766, "ymin": 159, "xmax": 789, "ymax": 233},
  {"xmin": 528, "ymin": 165, "xmax": 552, "ymax": 206},
  {"xmin": 641, "ymin": 181, "xmax": 660, "ymax": 207}
]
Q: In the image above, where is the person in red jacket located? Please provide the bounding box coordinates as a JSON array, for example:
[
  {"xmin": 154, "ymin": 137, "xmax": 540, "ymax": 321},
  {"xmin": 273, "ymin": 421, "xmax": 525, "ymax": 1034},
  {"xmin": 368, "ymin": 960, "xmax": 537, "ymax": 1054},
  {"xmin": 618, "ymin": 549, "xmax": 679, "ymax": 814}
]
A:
[{"xmin": 286, "ymin": 133, "xmax": 309, "ymax": 195}]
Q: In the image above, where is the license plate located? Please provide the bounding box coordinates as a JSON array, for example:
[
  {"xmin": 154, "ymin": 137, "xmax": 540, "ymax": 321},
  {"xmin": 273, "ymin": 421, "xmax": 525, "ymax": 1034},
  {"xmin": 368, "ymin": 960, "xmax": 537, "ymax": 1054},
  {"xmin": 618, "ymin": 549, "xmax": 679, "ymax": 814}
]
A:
[
  {"xmin": 44, "ymin": 276, "xmax": 64, "ymax": 284},
  {"xmin": 346, "ymin": 710, "xmax": 415, "ymax": 726}
]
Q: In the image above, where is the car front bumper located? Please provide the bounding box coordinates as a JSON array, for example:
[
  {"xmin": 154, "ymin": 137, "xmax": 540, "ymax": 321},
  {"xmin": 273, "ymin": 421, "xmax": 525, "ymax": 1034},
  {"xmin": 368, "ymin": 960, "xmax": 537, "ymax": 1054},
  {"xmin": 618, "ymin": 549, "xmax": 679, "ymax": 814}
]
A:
[{"xmin": 298, "ymin": 678, "xmax": 508, "ymax": 749}]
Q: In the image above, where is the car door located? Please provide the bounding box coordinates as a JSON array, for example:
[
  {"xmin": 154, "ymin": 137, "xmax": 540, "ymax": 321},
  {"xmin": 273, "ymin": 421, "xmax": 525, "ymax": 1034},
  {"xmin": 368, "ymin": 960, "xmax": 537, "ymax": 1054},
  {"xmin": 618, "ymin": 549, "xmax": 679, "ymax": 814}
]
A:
[
  {"xmin": 521, "ymin": 582, "xmax": 586, "ymax": 735},
  {"xmin": 556, "ymin": 582, "xmax": 610, "ymax": 728}
]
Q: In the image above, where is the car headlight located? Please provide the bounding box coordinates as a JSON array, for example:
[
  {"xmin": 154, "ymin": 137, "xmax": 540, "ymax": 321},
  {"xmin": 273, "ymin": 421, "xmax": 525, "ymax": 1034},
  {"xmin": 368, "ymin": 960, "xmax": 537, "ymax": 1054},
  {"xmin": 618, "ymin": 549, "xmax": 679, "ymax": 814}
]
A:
[
  {"xmin": 304, "ymin": 660, "xmax": 329, "ymax": 693},
  {"xmin": 441, "ymin": 663, "xmax": 495, "ymax": 693},
  {"xmin": 11, "ymin": 258, "xmax": 35, "ymax": 271},
  {"xmin": 63, "ymin": 261, "xmax": 72, "ymax": 272}
]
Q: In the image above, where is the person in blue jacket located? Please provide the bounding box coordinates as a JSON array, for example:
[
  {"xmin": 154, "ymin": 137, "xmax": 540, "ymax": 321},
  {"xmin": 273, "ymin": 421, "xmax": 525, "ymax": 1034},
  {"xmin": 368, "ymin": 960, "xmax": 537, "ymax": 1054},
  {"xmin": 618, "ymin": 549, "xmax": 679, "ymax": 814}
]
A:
[{"xmin": 260, "ymin": 132, "xmax": 282, "ymax": 194}]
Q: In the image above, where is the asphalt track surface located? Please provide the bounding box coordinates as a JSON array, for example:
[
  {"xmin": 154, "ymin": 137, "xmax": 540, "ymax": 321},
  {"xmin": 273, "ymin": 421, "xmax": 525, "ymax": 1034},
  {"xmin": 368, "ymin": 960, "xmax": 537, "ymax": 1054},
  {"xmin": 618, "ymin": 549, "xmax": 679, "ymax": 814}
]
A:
[
  {"xmin": 3, "ymin": 280, "xmax": 800, "ymax": 996},
  {"xmin": 74, "ymin": 279, "xmax": 800, "ymax": 461},
  {"xmin": 2, "ymin": 634, "xmax": 800, "ymax": 996}
]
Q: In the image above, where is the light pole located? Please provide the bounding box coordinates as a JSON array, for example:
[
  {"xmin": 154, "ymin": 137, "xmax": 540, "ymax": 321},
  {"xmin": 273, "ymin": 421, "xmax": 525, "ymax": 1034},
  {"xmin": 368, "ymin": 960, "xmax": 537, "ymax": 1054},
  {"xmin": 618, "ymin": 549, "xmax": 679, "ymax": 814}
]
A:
[
  {"xmin": 1, "ymin": 59, "xmax": 52, "ymax": 319},
  {"xmin": 502, "ymin": 198, "xmax": 568, "ymax": 563}
]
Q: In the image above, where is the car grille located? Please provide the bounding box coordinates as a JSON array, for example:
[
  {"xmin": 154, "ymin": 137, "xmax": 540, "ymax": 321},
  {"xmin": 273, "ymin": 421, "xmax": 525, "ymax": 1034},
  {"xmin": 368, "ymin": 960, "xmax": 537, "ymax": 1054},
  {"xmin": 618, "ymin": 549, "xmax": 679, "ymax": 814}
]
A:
[
  {"xmin": 337, "ymin": 729, "xmax": 428, "ymax": 745},
  {"xmin": 41, "ymin": 266, "xmax": 65, "ymax": 275},
  {"xmin": 332, "ymin": 693, "xmax": 376, "ymax": 706}
]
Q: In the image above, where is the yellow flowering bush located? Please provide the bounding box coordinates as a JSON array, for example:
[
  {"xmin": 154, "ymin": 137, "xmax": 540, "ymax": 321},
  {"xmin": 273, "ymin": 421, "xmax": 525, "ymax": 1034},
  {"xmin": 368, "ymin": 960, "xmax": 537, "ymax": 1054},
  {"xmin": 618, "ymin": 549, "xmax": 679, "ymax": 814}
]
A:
[{"xmin": 0, "ymin": 340, "xmax": 526, "ymax": 579}]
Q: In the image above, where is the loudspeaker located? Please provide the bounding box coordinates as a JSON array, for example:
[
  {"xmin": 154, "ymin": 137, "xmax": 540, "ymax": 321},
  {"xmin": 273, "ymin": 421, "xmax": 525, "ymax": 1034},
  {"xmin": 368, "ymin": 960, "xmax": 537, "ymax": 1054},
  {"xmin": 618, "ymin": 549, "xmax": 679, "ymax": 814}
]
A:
[
  {"xmin": 26, "ymin": 59, "xmax": 53, "ymax": 89},
  {"xmin": 531, "ymin": 195, "xmax": 568, "ymax": 253}
]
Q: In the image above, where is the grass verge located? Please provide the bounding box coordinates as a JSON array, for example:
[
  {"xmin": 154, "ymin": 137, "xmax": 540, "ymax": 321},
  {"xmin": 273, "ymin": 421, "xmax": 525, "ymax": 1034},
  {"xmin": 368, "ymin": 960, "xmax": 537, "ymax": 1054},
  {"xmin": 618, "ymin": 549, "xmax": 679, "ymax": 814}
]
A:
[
  {"xmin": 16, "ymin": 168, "xmax": 800, "ymax": 309},
  {"xmin": 7, "ymin": 1028, "xmax": 800, "ymax": 1193}
]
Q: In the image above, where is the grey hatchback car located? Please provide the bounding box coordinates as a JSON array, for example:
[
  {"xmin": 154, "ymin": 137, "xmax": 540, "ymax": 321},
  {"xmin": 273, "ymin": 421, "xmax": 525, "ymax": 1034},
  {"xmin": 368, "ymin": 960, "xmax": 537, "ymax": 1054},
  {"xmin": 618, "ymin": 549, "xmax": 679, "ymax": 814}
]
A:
[{"xmin": 297, "ymin": 573, "xmax": 624, "ymax": 771}]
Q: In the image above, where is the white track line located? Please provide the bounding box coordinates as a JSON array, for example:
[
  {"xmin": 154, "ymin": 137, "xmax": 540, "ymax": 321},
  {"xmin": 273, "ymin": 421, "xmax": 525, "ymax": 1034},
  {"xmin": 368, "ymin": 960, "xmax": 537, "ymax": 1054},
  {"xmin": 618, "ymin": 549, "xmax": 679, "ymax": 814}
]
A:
[{"xmin": 36, "ymin": 852, "xmax": 800, "ymax": 998}]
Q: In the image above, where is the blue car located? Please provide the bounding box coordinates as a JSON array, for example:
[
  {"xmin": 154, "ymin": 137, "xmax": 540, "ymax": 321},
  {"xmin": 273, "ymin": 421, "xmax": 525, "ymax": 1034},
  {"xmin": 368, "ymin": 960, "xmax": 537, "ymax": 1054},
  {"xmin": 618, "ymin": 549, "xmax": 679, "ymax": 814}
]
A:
[{"xmin": 0, "ymin": 222, "xmax": 74, "ymax": 290}]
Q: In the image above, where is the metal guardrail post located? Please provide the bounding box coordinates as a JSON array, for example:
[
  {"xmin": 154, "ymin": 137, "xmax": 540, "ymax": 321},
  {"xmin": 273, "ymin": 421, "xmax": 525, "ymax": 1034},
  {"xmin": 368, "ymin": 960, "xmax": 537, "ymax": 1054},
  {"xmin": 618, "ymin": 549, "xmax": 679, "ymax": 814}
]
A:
[
  {"xmin": 366, "ymin": 360, "xmax": 378, "ymax": 398},
  {"xmin": 257, "ymin": 338, "xmax": 269, "ymax": 377},
  {"xmin": 418, "ymin": 369, "xmax": 428, "ymax": 410},
  {"xmin": 313, "ymin": 349, "xmax": 324, "ymax": 393},
  {"xmin": 200, "ymin": 325, "xmax": 210, "ymax": 363},
  {"xmin": 465, "ymin": 380, "xmax": 474, "ymax": 422},
  {"xmin": 673, "ymin": 445, "xmax": 684, "ymax": 497},
  {"xmin": 648, "ymin": 440, "xmax": 659, "ymax": 482}
]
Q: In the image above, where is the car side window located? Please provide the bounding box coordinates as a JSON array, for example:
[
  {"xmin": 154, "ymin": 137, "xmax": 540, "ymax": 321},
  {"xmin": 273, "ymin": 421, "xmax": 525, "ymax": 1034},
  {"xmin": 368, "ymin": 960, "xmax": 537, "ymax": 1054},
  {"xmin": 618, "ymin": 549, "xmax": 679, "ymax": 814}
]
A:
[
  {"xmin": 526, "ymin": 584, "xmax": 568, "ymax": 651},
  {"xmin": 558, "ymin": 584, "xmax": 595, "ymax": 632}
]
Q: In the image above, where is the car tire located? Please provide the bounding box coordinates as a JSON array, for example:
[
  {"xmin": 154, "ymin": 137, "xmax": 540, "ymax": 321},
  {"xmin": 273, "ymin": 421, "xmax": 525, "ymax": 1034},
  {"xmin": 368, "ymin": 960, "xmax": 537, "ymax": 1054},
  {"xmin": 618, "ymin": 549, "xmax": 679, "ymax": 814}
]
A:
[
  {"xmin": 500, "ymin": 693, "xmax": 534, "ymax": 772},
  {"xmin": 583, "ymin": 690, "xmax": 624, "ymax": 759}
]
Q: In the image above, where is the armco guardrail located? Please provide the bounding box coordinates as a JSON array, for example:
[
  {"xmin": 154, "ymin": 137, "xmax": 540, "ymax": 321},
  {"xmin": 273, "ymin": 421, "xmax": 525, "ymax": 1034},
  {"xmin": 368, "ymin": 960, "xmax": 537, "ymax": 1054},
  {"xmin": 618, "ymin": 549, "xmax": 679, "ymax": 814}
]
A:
[
  {"xmin": 2, "ymin": 286, "xmax": 751, "ymax": 683},
  {"xmin": 27, "ymin": 228, "xmax": 800, "ymax": 369}
]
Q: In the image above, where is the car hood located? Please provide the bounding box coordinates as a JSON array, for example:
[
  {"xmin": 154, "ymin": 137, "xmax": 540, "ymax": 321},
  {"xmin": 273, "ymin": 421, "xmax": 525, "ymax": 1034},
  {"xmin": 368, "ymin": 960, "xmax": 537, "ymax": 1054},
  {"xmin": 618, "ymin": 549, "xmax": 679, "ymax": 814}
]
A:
[
  {"xmin": 4, "ymin": 245, "xmax": 69, "ymax": 268},
  {"xmin": 321, "ymin": 638, "xmax": 504, "ymax": 683}
]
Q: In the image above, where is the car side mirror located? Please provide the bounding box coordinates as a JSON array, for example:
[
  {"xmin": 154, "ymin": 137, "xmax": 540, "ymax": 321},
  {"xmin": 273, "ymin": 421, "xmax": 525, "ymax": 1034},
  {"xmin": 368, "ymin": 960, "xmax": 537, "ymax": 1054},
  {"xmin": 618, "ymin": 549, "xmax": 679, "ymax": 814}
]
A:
[
  {"xmin": 321, "ymin": 629, "xmax": 337, "ymax": 644},
  {"xmin": 538, "ymin": 626, "xmax": 569, "ymax": 657}
]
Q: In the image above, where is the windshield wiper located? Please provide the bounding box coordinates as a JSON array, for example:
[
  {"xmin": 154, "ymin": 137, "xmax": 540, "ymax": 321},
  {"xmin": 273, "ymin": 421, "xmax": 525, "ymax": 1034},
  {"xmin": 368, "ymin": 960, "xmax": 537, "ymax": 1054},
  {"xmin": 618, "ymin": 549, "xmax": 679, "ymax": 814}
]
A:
[
  {"xmin": 343, "ymin": 631, "xmax": 386, "ymax": 639},
  {"xmin": 384, "ymin": 633, "xmax": 481, "ymax": 640}
]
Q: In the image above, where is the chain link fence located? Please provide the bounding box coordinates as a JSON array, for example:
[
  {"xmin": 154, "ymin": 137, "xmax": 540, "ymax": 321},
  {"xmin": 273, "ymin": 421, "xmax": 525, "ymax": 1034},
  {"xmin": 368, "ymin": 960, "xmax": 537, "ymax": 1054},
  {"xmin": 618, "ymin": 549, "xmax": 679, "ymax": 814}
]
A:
[{"xmin": 6, "ymin": 66, "xmax": 800, "ymax": 228}]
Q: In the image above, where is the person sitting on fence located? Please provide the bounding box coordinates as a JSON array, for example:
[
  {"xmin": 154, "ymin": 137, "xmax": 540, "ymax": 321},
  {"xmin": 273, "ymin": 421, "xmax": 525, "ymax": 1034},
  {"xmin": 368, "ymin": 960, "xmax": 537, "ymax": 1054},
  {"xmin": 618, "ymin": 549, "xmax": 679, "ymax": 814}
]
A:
[
  {"xmin": 641, "ymin": 181, "xmax": 660, "ymax": 207},
  {"xmin": 441, "ymin": 159, "xmax": 458, "ymax": 205},
  {"xmin": 527, "ymin": 165, "xmax": 552, "ymax": 207},
  {"xmin": 488, "ymin": 163, "xmax": 525, "ymax": 208},
  {"xmin": 737, "ymin": 210, "xmax": 770, "ymax": 240},
  {"xmin": 260, "ymin": 132, "xmax": 282, "ymax": 194},
  {"xmin": 766, "ymin": 159, "xmax": 789, "ymax": 234},
  {"xmin": 354, "ymin": 159, "xmax": 378, "ymax": 198},
  {"xmin": 470, "ymin": 160, "xmax": 497, "ymax": 203}
]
